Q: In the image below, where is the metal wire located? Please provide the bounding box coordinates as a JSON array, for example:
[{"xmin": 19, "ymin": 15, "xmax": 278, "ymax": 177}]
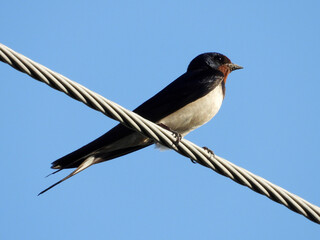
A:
[{"xmin": 1, "ymin": 43, "xmax": 319, "ymax": 224}]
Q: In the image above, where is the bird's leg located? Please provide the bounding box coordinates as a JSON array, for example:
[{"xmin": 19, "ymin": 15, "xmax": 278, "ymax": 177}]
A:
[{"xmin": 157, "ymin": 123, "xmax": 182, "ymax": 144}]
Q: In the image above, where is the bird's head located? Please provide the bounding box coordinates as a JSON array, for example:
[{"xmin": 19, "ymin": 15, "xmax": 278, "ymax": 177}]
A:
[{"xmin": 187, "ymin": 52, "xmax": 243, "ymax": 82}]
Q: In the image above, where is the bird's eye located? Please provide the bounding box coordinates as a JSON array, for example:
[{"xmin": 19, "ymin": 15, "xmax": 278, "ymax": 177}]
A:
[{"xmin": 215, "ymin": 56, "xmax": 223, "ymax": 63}]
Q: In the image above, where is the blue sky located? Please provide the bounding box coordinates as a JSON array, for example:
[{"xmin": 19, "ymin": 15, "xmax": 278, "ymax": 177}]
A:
[{"xmin": 1, "ymin": 0, "xmax": 320, "ymax": 239}]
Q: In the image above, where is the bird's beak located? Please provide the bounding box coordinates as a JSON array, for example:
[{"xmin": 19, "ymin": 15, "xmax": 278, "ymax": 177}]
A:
[{"xmin": 226, "ymin": 63, "xmax": 243, "ymax": 72}]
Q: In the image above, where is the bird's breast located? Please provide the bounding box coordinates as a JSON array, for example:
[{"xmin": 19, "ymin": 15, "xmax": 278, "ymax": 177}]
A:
[{"xmin": 158, "ymin": 83, "xmax": 224, "ymax": 136}]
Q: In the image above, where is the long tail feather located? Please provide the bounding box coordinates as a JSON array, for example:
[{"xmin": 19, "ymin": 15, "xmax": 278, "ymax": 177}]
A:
[
  {"xmin": 38, "ymin": 156, "xmax": 96, "ymax": 195},
  {"xmin": 45, "ymin": 169, "xmax": 63, "ymax": 178}
]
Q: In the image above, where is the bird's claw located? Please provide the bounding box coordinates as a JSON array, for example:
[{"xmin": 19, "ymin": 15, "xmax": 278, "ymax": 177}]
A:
[
  {"xmin": 203, "ymin": 146, "xmax": 215, "ymax": 158},
  {"xmin": 157, "ymin": 123, "xmax": 182, "ymax": 145},
  {"xmin": 172, "ymin": 131, "xmax": 182, "ymax": 144},
  {"xmin": 189, "ymin": 147, "xmax": 215, "ymax": 164},
  {"xmin": 190, "ymin": 158, "xmax": 197, "ymax": 164}
]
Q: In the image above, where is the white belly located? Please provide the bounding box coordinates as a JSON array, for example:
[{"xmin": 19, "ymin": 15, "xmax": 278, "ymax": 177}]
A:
[{"xmin": 158, "ymin": 84, "xmax": 224, "ymax": 136}]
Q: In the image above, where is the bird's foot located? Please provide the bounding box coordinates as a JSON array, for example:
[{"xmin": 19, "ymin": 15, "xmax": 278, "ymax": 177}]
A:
[
  {"xmin": 190, "ymin": 158, "xmax": 197, "ymax": 164},
  {"xmin": 203, "ymin": 146, "xmax": 215, "ymax": 158},
  {"xmin": 190, "ymin": 147, "xmax": 215, "ymax": 166},
  {"xmin": 157, "ymin": 123, "xmax": 182, "ymax": 144}
]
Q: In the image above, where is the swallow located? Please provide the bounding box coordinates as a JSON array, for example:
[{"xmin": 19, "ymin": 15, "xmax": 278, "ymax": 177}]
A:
[{"xmin": 39, "ymin": 52, "xmax": 242, "ymax": 195}]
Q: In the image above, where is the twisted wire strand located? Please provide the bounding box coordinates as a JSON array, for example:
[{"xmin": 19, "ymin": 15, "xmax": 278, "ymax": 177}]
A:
[{"xmin": 1, "ymin": 43, "xmax": 319, "ymax": 224}]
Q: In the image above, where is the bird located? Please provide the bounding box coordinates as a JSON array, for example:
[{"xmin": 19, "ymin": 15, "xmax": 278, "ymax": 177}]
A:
[{"xmin": 39, "ymin": 52, "xmax": 242, "ymax": 195}]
